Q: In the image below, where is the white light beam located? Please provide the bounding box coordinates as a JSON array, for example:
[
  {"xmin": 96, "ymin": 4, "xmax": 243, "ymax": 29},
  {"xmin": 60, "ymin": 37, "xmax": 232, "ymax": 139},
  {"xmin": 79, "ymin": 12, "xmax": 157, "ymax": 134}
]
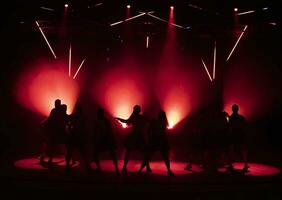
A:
[
  {"xmin": 147, "ymin": 13, "xmax": 187, "ymax": 29},
  {"xmin": 69, "ymin": 44, "xmax": 71, "ymax": 77},
  {"xmin": 201, "ymin": 58, "xmax": 213, "ymax": 82},
  {"xmin": 146, "ymin": 36, "xmax": 149, "ymax": 48},
  {"xmin": 73, "ymin": 58, "xmax": 86, "ymax": 79},
  {"xmin": 35, "ymin": 21, "xmax": 57, "ymax": 59},
  {"xmin": 226, "ymin": 25, "xmax": 248, "ymax": 61},
  {"xmin": 236, "ymin": 10, "xmax": 255, "ymax": 16},
  {"xmin": 213, "ymin": 41, "xmax": 216, "ymax": 80},
  {"xmin": 110, "ymin": 12, "xmax": 146, "ymax": 27}
]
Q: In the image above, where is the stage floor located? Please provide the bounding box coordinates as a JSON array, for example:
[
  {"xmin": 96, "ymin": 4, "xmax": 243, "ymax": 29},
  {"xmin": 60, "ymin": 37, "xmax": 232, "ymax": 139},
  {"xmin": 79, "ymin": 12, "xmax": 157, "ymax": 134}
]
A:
[{"xmin": 0, "ymin": 156, "xmax": 281, "ymax": 197}]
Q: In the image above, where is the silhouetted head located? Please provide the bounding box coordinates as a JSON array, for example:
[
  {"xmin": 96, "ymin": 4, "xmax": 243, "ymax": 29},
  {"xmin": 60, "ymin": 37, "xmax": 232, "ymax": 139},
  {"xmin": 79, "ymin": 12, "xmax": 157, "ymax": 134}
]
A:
[
  {"xmin": 133, "ymin": 105, "xmax": 141, "ymax": 114},
  {"xmin": 97, "ymin": 108, "xmax": 105, "ymax": 119},
  {"xmin": 232, "ymin": 104, "xmax": 239, "ymax": 114},
  {"xmin": 54, "ymin": 99, "xmax": 61, "ymax": 109},
  {"xmin": 61, "ymin": 104, "xmax": 67, "ymax": 114}
]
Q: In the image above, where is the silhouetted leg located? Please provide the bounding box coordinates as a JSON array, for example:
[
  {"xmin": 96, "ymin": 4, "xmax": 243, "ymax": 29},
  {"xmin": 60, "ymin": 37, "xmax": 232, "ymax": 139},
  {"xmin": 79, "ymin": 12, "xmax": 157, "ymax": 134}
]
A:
[
  {"xmin": 139, "ymin": 149, "xmax": 152, "ymax": 173},
  {"xmin": 65, "ymin": 144, "xmax": 74, "ymax": 169},
  {"xmin": 110, "ymin": 149, "xmax": 119, "ymax": 174},
  {"xmin": 93, "ymin": 149, "xmax": 101, "ymax": 172},
  {"xmin": 78, "ymin": 144, "xmax": 91, "ymax": 171},
  {"xmin": 122, "ymin": 149, "xmax": 130, "ymax": 174},
  {"xmin": 241, "ymin": 144, "xmax": 249, "ymax": 171},
  {"xmin": 39, "ymin": 141, "xmax": 47, "ymax": 163},
  {"xmin": 161, "ymin": 150, "xmax": 173, "ymax": 176},
  {"xmin": 226, "ymin": 145, "xmax": 235, "ymax": 171},
  {"xmin": 47, "ymin": 142, "xmax": 55, "ymax": 166}
]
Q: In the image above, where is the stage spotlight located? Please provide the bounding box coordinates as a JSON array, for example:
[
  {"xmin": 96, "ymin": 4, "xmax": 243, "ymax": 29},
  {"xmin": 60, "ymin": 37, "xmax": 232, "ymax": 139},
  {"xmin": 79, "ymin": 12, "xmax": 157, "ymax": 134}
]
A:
[
  {"xmin": 170, "ymin": 6, "xmax": 174, "ymax": 10},
  {"xmin": 65, "ymin": 4, "xmax": 69, "ymax": 8},
  {"xmin": 234, "ymin": 8, "xmax": 238, "ymax": 12},
  {"xmin": 146, "ymin": 36, "xmax": 149, "ymax": 48},
  {"xmin": 127, "ymin": 5, "xmax": 131, "ymax": 9}
]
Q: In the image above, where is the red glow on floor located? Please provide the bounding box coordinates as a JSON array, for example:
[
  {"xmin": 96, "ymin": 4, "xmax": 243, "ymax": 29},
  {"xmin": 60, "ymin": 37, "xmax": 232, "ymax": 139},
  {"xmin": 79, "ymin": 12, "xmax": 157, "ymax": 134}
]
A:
[
  {"xmin": 15, "ymin": 64, "xmax": 80, "ymax": 116},
  {"xmin": 90, "ymin": 160, "xmax": 190, "ymax": 175},
  {"xmin": 93, "ymin": 66, "xmax": 147, "ymax": 124},
  {"xmin": 218, "ymin": 162, "xmax": 280, "ymax": 176},
  {"xmin": 14, "ymin": 157, "xmax": 79, "ymax": 170}
]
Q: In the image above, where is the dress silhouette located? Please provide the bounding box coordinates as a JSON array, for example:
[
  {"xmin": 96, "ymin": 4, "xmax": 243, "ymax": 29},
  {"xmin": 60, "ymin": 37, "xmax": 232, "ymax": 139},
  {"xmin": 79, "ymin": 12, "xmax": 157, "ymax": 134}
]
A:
[
  {"xmin": 115, "ymin": 105, "xmax": 148, "ymax": 174},
  {"xmin": 65, "ymin": 102, "xmax": 91, "ymax": 171},
  {"xmin": 93, "ymin": 108, "xmax": 119, "ymax": 174},
  {"xmin": 138, "ymin": 110, "xmax": 174, "ymax": 176}
]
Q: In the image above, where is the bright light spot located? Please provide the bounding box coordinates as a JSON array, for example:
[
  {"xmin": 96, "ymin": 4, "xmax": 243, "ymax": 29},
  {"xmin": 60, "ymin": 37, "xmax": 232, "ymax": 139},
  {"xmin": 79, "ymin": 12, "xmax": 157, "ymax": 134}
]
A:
[
  {"xmin": 146, "ymin": 36, "xmax": 149, "ymax": 48},
  {"xmin": 159, "ymin": 85, "xmax": 190, "ymax": 131},
  {"xmin": 120, "ymin": 122, "xmax": 128, "ymax": 128},
  {"xmin": 262, "ymin": 7, "xmax": 269, "ymax": 11},
  {"xmin": 93, "ymin": 66, "xmax": 147, "ymax": 129},
  {"xmin": 234, "ymin": 8, "xmax": 238, "ymax": 12},
  {"xmin": 170, "ymin": 6, "xmax": 174, "ymax": 10},
  {"xmin": 15, "ymin": 64, "xmax": 80, "ymax": 116},
  {"xmin": 65, "ymin": 4, "xmax": 68, "ymax": 8},
  {"xmin": 127, "ymin": 5, "xmax": 131, "ymax": 9},
  {"xmin": 269, "ymin": 22, "xmax": 277, "ymax": 26}
]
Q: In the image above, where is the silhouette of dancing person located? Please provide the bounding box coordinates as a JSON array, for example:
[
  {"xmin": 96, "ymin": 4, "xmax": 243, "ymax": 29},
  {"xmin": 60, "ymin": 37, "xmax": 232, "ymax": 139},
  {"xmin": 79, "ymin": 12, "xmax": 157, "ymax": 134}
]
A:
[
  {"xmin": 227, "ymin": 104, "xmax": 249, "ymax": 172},
  {"xmin": 65, "ymin": 102, "xmax": 91, "ymax": 171},
  {"xmin": 39, "ymin": 99, "xmax": 61, "ymax": 164},
  {"xmin": 115, "ymin": 105, "xmax": 149, "ymax": 174},
  {"xmin": 47, "ymin": 103, "xmax": 68, "ymax": 166},
  {"xmin": 139, "ymin": 110, "xmax": 174, "ymax": 176},
  {"xmin": 93, "ymin": 108, "xmax": 119, "ymax": 174}
]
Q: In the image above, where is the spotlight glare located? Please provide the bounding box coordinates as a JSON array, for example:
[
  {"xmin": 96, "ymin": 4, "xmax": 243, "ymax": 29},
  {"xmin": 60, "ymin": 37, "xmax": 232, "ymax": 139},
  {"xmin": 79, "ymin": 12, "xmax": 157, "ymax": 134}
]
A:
[
  {"xmin": 168, "ymin": 124, "xmax": 174, "ymax": 129},
  {"xmin": 170, "ymin": 6, "xmax": 174, "ymax": 10},
  {"xmin": 146, "ymin": 36, "xmax": 149, "ymax": 48},
  {"xmin": 120, "ymin": 122, "xmax": 128, "ymax": 128},
  {"xmin": 65, "ymin": 4, "xmax": 68, "ymax": 8},
  {"xmin": 127, "ymin": 5, "xmax": 131, "ymax": 9},
  {"xmin": 234, "ymin": 8, "xmax": 238, "ymax": 12}
]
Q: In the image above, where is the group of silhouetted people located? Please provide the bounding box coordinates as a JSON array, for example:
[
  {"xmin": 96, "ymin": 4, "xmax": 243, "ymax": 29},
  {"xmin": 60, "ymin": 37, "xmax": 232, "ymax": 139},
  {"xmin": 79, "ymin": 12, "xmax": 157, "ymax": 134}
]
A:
[
  {"xmin": 38, "ymin": 99, "xmax": 249, "ymax": 176},
  {"xmin": 184, "ymin": 104, "xmax": 249, "ymax": 173}
]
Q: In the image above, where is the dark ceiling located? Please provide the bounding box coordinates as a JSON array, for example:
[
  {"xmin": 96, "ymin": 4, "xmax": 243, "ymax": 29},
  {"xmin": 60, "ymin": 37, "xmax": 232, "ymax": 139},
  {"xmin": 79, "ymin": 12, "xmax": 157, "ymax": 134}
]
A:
[{"xmin": 5, "ymin": 0, "xmax": 280, "ymax": 28}]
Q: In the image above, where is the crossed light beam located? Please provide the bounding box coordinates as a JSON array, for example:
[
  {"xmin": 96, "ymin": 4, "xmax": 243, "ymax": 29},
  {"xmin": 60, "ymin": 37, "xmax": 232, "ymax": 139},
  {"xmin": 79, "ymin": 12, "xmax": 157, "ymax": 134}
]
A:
[
  {"xmin": 36, "ymin": 20, "xmax": 86, "ymax": 79},
  {"xmin": 110, "ymin": 11, "xmax": 190, "ymax": 30},
  {"xmin": 68, "ymin": 44, "xmax": 86, "ymax": 79},
  {"xmin": 201, "ymin": 41, "xmax": 217, "ymax": 82}
]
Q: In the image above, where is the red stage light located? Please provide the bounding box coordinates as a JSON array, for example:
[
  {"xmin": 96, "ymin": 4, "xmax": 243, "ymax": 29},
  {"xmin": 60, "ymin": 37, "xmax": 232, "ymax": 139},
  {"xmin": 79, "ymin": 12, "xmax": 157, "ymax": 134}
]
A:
[
  {"xmin": 15, "ymin": 64, "xmax": 80, "ymax": 116},
  {"xmin": 92, "ymin": 66, "xmax": 147, "ymax": 128},
  {"xmin": 170, "ymin": 6, "xmax": 174, "ymax": 10}
]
